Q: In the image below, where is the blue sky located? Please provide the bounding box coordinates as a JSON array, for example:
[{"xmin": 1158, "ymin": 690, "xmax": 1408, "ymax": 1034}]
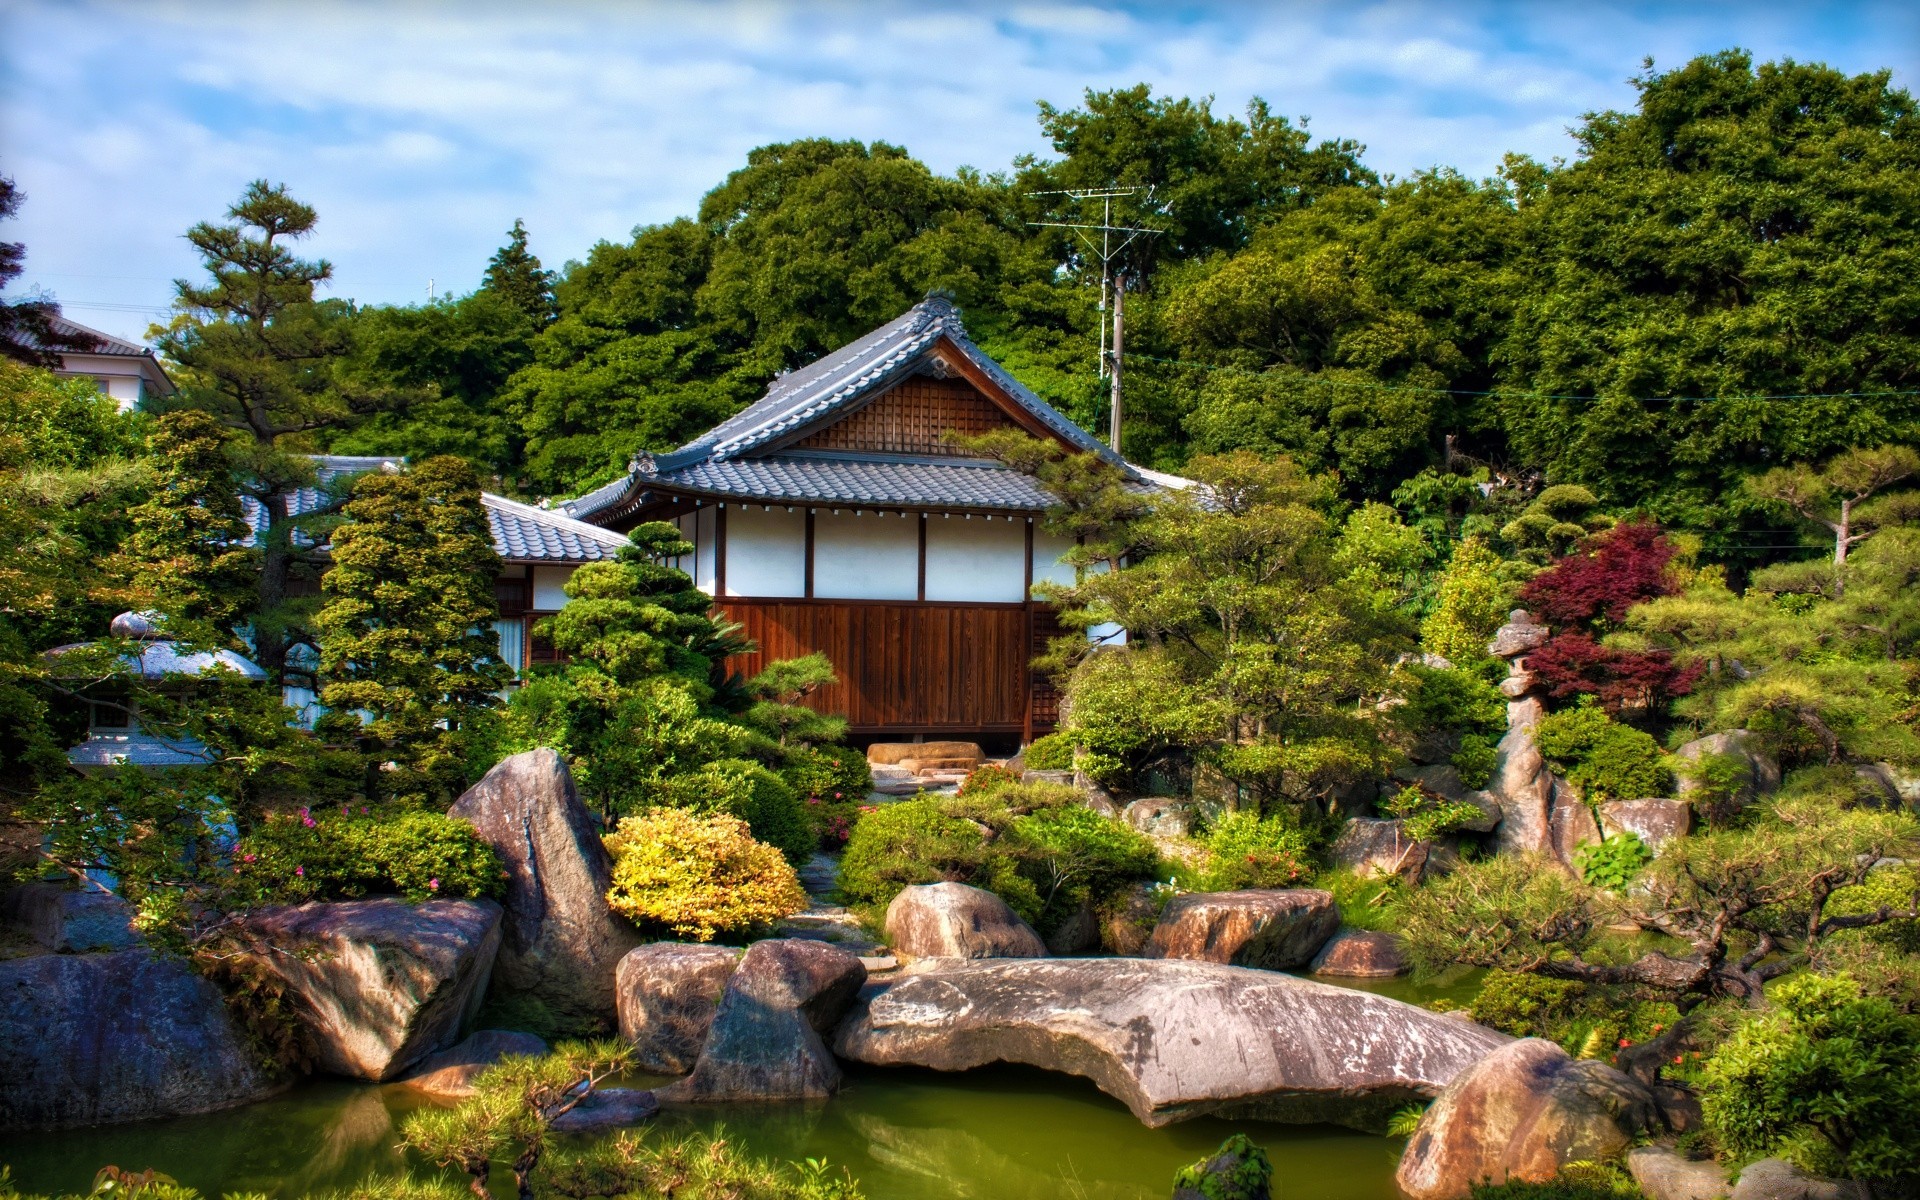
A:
[{"xmin": 3, "ymin": 0, "xmax": 1915, "ymax": 343}]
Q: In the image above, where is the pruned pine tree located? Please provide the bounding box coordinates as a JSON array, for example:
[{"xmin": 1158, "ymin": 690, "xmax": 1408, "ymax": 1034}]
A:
[
  {"xmin": 158, "ymin": 180, "xmax": 399, "ymax": 673},
  {"xmin": 316, "ymin": 456, "xmax": 511, "ymax": 804},
  {"xmin": 123, "ymin": 410, "xmax": 256, "ymax": 643}
]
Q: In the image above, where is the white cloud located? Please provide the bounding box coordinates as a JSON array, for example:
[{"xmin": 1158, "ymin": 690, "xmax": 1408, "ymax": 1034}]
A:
[{"xmin": 2, "ymin": 0, "xmax": 1912, "ymax": 343}]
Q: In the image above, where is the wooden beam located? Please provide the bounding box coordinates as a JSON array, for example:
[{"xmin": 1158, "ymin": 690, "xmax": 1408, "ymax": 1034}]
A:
[
  {"xmin": 715, "ymin": 504, "xmax": 728, "ymax": 598},
  {"xmin": 917, "ymin": 512, "xmax": 928, "ymax": 602},
  {"xmin": 804, "ymin": 507, "xmax": 816, "ymax": 599},
  {"xmin": 1023, "ymin": 517, "xmax": 1035, "ymax": 746}
]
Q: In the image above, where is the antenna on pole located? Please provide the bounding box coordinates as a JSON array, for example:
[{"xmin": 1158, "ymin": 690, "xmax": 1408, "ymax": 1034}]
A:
[{"xmin": 1025, "ymin": 186, "xmax": 1163, "ymax": 457}]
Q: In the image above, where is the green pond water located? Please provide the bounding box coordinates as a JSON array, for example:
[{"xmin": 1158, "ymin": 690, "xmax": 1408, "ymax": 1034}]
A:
[{"xmin": 0, "ymin": 969, "xmax": 1484, "ymax": 1200}]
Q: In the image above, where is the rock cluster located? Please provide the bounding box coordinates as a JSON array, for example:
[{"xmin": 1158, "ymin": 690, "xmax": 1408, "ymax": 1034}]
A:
[
  {"xmin": 614, "ymin": 942, "xmax": 742, "ymax": 1073},
  {"xmin": 660, "ymin": 939, "xmax": 866, "ymax": 1103},
  {"xmin": 398, "ymin": 1029, "xmax": 550, "ymax": 1099}
]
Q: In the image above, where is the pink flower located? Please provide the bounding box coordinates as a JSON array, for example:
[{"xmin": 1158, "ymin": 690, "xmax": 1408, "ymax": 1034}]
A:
[
  {"xmin": 1617, "ymin": 1038, "xmax": 1631, "ymax": 1048},
  {"xmin": 1673, "ymin": 1055, "xmax": 1684, "ymax": 1065},
  {"xmin": 295, "ymin": 866, "xmax": 305, "ymax": 877},
  {"xmin": 834, "ymin": 792, "xmax": 843, "ymax": 799},
  {"xmin": 302, "ymin": 818, "xmax": 316, "ymax": 828},
  {"xmin": 242, "ymin": 854, "xmax": 255, "ymax": 863},
  {"xmin": 428, "ymin": 878, "xmax": 440, "ymax": 891}
]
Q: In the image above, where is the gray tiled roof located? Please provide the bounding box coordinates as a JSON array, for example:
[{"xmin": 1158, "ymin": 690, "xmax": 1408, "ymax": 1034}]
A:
[
  {"xmin": 647, "ymin": 453, "xmax": 1063, "ymax": 511},
  {"xmin": 563, "ymin": 296, "xmax": 1142, "ymax": 521},
  {"xmin": 241, "ymin": 456, "xmax": 623, "ymax": 565}
]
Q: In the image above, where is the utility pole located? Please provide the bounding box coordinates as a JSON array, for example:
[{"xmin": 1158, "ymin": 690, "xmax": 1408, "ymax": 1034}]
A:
[
  {"xmin": 1025, "ymin": 187, "xmax": 1162, "ymax": 456},
  {"xmin": 1109, "ymin": 271, "xmax": 1125, "ymax": 452}
]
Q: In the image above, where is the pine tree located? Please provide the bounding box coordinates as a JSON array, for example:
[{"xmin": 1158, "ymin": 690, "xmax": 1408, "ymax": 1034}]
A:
[
  {"xmin": 481, "ymin": 218, "xmax": 555, "ymax": 327},
  {"xmin": 123, "ymin": 411, "xmax": 256, "ymax": 641},
  {"xmin": 157, "ymin": 181, "xmax": 395, "ymax": 674},
  {"xmin": 316, "ymin": 455, "xmax": 511, "ymax": 803}
]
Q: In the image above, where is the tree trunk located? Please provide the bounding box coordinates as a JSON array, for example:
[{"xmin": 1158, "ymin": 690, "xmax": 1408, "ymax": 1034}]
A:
[{"xmin": 256, "ymin": 487, "xmax": 294, "ymax": 676}]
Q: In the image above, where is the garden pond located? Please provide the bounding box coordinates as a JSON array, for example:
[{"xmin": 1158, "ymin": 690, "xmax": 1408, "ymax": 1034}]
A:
[{"xmin": 0, "ymin": 970, "xmax": 1484, "ymax": 1199}]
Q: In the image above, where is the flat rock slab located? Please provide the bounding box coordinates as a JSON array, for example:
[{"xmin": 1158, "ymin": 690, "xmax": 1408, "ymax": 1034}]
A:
[
  {"xmin": 396, "ymin": 1029, "xmax": 549, "ymax": 1099},
  {"xmin": 615, "ymin": 943, "xmax": 742, "ymax": 1074},
  {"xmin": 0, "ymin": 949, "xmax": 277, "ymax": 1129},
  {"xmin": 1600, "ymin": 800, "xmax": 1693, "ymax": 851},
  {"xmin": 1628, "ymin": 1146, "xmax": 1729, "ymax": 1200},
  {"xmin": 233, "ymin": 897, "xmax": 502, "ymax": 1081},
  {"xmin": 2, "ymin": 883, "xmax": 141, "ymax": 952},
  {"xmin": 885, "ymin": 882, "xmax": 1046, "ymax": 960},
  {"xmin": 834, "ymin": 957, "xmax": 1509, "ymax": 1129},
  {"xmin": 1144, "ymin": 889, "xmax": 1339, "ymax": 971}
]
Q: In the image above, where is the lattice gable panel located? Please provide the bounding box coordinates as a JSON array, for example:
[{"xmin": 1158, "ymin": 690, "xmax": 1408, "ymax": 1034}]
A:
[{"xmin": 793, "ymin": 375, "xmax": 1020, "ymax": 457}]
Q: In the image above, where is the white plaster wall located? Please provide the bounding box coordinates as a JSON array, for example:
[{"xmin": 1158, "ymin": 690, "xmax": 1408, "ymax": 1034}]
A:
[
  {"xmin": 1032, "ymin": 530, "xmax": 1077, "ymax": 590},
  {"xmin": 673, "ymin": 512, "xmax": 697, "ymax": 578},
  {"xmin": 925, "ymin": 515, "xmax": 1026, "ymax": 602},
  {"xmin": 531, "ymin": 565, "xmax": 574, "ymax": 610},
  {"xmin": 695, "ymin": 506, "xmax": 717, "ymax": 594},
  {"xmin": 725, "ymin": 505, "xmax": 807, "ymax": 597},
  {"xmin": 813, "ymin": 509, "xmax": 918, "ymax": 600}
]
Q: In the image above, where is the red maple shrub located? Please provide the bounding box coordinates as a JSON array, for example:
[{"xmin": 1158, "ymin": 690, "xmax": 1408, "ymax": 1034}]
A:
[
  {"xmin": 1519, "ymin": 521, "xmax": 1678, "ymax": 627},
  {"xmin": 1528, "ymin": 630, "xmax": 1704, "ymax": 714}
]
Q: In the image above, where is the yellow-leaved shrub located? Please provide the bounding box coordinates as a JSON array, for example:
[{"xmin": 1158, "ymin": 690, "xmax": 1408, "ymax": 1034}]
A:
[{"xmin": 605, "ymin": 808, "xmax": 807, "ymax": 942}]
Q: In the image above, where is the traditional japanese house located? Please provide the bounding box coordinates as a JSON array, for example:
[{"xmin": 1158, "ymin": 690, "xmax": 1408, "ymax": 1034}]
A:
[{"xmin": 561, "ymin": 295, "xmax": 1181, "ymax": 747}]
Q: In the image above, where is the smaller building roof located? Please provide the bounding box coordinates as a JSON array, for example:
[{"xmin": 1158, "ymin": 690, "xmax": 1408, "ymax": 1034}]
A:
[
  {"xmin": 68, "ymin": 732, "xmax": 217, "ymax": 770},
  {"xmin": 241, "ymin": 456, "xmax": 628, "ymax": 566},
  {"xmin": 17, "ymin": 315, "xmax": 178, "ymax": 398}
]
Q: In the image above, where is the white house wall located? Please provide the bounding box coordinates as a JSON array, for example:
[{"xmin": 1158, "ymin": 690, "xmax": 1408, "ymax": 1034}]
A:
[
  {"xmin": 1033, "ymin": 531, "xmax": 1077, "ymax": 590},
  {"xmin": 531, "ymin": 564, "xmax": 574, "ymax": 609},
  {"xmin": 695, "ymin": 506, "xmax": 717, "ymax": 592},
  {"xmin": 924, "ymin": 515, "xmax": 1025, "ymax": 602},
  {"xmin": 813, "ymin": 509, "xmax": 918, "ymax": 600},
  {"xmin": 724, "ymin": 505, "xmax": 806, "ymax": 597}
]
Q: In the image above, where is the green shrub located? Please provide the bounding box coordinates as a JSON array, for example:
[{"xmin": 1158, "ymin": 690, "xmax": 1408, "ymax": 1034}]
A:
[
  {"xmin": 655, "ymin": 758, "xmax": 815, "ymax": 864},
  {"xmin": 1575, "ymin": 833, "xmax": 1653, "ymax": 891},
  {"xmin": 957, "ymin": 763, "xmax": 1022, "ymax": 796},
  {"xmin": 1536, "ymin": 700, "xmax": 1672, "ymax": 800},
  {"xmin": 1382, "ymin": 784, "xmax": 1487, "ymax": 843},
  {"xmin": 1453, "ymin": 733, "xmax": 1499, "ymax": 788},
  {"xmin": 1315, "ymin": 868, "xmax": 1409, "ymax": 932},
  {"xmin": 1471, "ymin": 970, "xmax": 1588, "ymax": 1038},
  {"xmin": 937, "ymin": 780, "xmax": 1077, "ymax": 833},
  {"xmin": 605, "ymin": 809, "xmax": 807, "ymax": 942},
  {"xmin": 1001, "ymin": 805, "xmax": 1158, "ymax": 930},
  {"xmin": 1198, "ymin": 811, "xmax": 1314, "ymax": 890},
  {"xmin": 836, "ymin": 800, "xmax": 988, "ymax": 907},
  {"xmin": 228, "ymin": 809, "xmax": 503, "ymax": 906},
  {"xmin": 1673, "ymin": 750, "xmax": 1751, "ymax": 826},
  {"xmin": 1401, "ymin": 664, "xmax": 1508, "ymax": 737},
  {"xmin": 1023, "ymin": 732, "xmax": 1074, "ymax": 770},
  {"xmin": 780, "ymin": 743, "xmax": 871, "ymax": 802},
  {"xmin": 1465, "ymin": 1163, "xmax": 1642, "ymax": 1199},
  {"xmin": 1702, "ymin": 972, "xmax": 1920, "ymax": 1183}
]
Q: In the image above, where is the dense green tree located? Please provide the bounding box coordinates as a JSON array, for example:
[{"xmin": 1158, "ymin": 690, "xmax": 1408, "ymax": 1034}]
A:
[
  {"xmin": 481, "ymin": 218, "xmax": 556, "ymax": 328},
  {"xmin": 122, "ymin": 411, "xmax": 255, "ymax": 638},
  {"xmin": 157, "ymin": 181, "xmax": 396, "ymax": 672},
  {"xmin": 1495, "ymin": 52, "xmax": 1920, "ymax": 538},
  {"xmin": 315, "ymin": 455, "xmax": 511, "ymax": 803}
]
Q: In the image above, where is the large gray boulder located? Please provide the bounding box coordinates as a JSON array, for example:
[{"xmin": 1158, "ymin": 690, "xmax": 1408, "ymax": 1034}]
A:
[
  {"xmin": 1627, "ymin": 1146, "xmax": 1729, "ymax": 1200},
  {"xmin": 397, "ymin": 1029, "xmax": 549, "ymax": 1099},
  {"xmin": 0, "ymin": 949, "xmax": 277, "ymax": 1129},
  {"xmin": 230, "ymin": 897, "xmax": 501, "ymax": 1080},
  {"xmin": 835, "ymin": 957, "xmax": 1509, "ymax": 1129},
  {"xmin": 660, "ymin": 939, "xmax": 866, "ymax": 1103},
  {"xmin": 1123, "ymin": 797, "xmax": 1193, "ymax": 838},
  {"xmin": 615, "ymin": 942, "xmax": 742, "ymax": 1073},
  {"xmin": 1396, "ymin": 1037, "xmax": 1657, "ymax": 1200},
  {"xmin": 448, "ymin": 748, "xmax": 642, "ymax": 1031},
  {"xmin": 1601, "ymin": 799, "xmax": 1693, "ymax": 851},
  {"xmin": 1144, "ymin": 889, "xmax": 1339, "ymax": 971},
  {"xmin": 550, "ymin": 1087, "xmax": 660, "ymax": 1133},
  {"xmin": 1331, "ymin": 818, "xmax": 1434, "ymax": 880},
  {"xmin": 884, "ymin": 882, "xmax": 1046, "ymax": 960},
  {"xmin": 1, "ymin": 883, "xmax": 140, "ymax": 952}
]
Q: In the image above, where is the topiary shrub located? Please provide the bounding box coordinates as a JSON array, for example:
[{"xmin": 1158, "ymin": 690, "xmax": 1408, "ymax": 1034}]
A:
[
  {"xmin": 228, "ymin": 809, "xmax": 504, "ymax": 906},
  {"xmin": 654, "ymin": 757, "xmax": 815, "ymax": 864},
  {"xmin": 836, "ymin": 800, "xmax": 988, "ymax": 907},
  {"xmin": 1400, "ymin": 663, "xmax": 1507, "ymax": 738},
  {"xmin": 937, "ymin": 780, "xmax": 1078, "ymax": 833},
  {"xmin": 1535, "ymin": 700, "xmax": 1672, "ymax": 800},
  {"xmin": 1000, "ymin": 805, "xmax": 1158, "ymax": 931},
  {"xmin": 1470, "ymin": 970, "xmax": 1588, "ymax": 1038},
  {"xmin": 1197, "ymin": 811, "xmax": 1314, "ymax": 890},
  {"xmin": 604, "ymin": 808, "xmax": 806, "ymax": 942},
  {"xmin": 780, "ymin": 743, "xmax": 871, "ymax": 804},
  {"xmin": 1022, "ymin": 732, "xmax": 1074, "ymax": 771}
]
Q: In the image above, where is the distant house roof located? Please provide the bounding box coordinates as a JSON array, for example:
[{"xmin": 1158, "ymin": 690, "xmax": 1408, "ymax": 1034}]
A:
[
  {"xmin": 15, "ymin": 315, "xmax": 178, "ymax": 398},
  {"xmin": 242, "ymin": 455, "xmax": 628, "ymax": 565},
  {"xmin": 563, "ymin": 295, "xmax": 1159, "ymax": 523}
]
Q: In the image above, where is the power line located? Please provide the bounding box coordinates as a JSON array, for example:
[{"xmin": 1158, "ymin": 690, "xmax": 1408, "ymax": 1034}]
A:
[{"xmin": 1128, "ymin": 352, "xmax": 1920, "ymax": 406}]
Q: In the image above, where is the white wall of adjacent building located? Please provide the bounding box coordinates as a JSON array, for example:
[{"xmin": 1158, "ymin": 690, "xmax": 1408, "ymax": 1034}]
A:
[
  {"xmin": 812, "ymin": 509, "xmax": 919, "ymax": 599},
  {"xmin": 724, "ymin": 505, "xmax": 807, "ymax": 597},
  {"xmin": 924, "ymin": 514, "xmax": 1026, "ymax": 602}
]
